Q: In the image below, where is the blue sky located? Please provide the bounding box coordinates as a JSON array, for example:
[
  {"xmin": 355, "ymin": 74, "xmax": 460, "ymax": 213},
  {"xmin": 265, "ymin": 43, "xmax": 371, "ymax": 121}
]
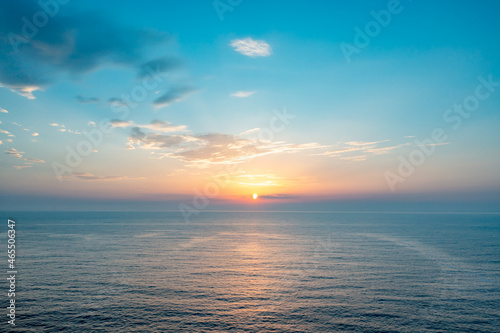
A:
[{"xmin": 0, "ymin": 0, "xmax": 499, "ymax": 211}]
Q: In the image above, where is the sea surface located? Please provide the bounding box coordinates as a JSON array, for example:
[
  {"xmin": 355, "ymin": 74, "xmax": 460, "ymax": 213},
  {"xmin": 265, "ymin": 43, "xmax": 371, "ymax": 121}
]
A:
[{"xmin": 1, "ymin": 211, "xmax": 499, "ymax": 332}]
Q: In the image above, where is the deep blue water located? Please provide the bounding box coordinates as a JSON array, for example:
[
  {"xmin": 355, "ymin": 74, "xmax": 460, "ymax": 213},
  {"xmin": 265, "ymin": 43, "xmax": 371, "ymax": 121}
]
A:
[{"xmin": 1, "ymin": 211, "xmax": 499, "ymax": 332}]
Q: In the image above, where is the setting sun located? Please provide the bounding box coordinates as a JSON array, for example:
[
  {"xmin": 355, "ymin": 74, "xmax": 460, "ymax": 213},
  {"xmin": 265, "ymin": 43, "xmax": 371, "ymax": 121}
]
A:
[{"xmin": 253, "ymin": 193, "xmax": 258, "ymax": 200}]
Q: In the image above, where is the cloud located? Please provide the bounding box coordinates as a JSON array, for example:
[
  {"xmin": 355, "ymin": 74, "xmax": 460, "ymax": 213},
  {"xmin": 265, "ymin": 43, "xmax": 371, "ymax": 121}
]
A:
[
  {"xmin": 0, "ymin": 140, "xmax": 2, "ymax": 145},
  {"xmin": 58, "ymin": 128, "xmax": 81, "ymax": 134},
  {"xmin": 153, "ymin": 86, "xmax": 197, "ymax": 109},
  {"xmin": 320, "ymin": 140, "xmax": 410, "ymax": 161},
  {"xmin": 259, "ymin": 194, "xmax": 298, "ymax": 200},
  {"xmin": 109, "ymin": 120, "xmax": 132, "ymax": 128},
  {"xmin": 5, "ymin": 148, "xmax": 24, "ymax": 159},
  {"xmin": 231, "ymin": 91, "xmax": 256, "ymax": 98},
  {"xmin": 239, "ymin": 128, "xmax": 261, "ymax": 136},
  {"xmin": 13, "ymin": 165, "xmax": 31, "ymax": 170},
  {"xmin": 76, "ymin": 95, "xmax": 100, "ymax": 104},
  {"xmin": 0, "ymin": 2, "xmax": 168, "ymax": 98},
  {"xmin": 137, "ymin": 56, "xmax": 182, "ymax": 79},
  {"xmin": 0, "ymin": 129, "xmax": 15, "ymax": 137},
  {"xmin": 0, "ymin": 108, "xmax": 8, "ymax": 113},
  {"xmin": 230, "ymin": 173, "xmax": 303, "ymax": 187},
  {"xmin": 49, "ymin": 123, "xmax": 81, "ymax": 134},
  {"xmin": 125, "ymin": 123, "xmax": 325, "ymax": 167},
  {"xmin": 111, "ymin": 119, "xmax": 187, "ymax": 133},
  {"xmin": 32, "ymin": 132, "xmax": 39, "ymax": 136},
  {"xmin": 24, "ymin": 158, "xmax": 45, "ymax": 163},
  {"xmin": 416, "ymin": 142, "xmax": 451, "ymax": 147},
  {"xmin": 230, "ymin": 38, "xmax": 272, "ymax": 57},
  {"xmin": 108, "ymin": 98, "xmax": 129, "ymax": 107},
  {"xmin": 65, "ymin": 172, "xmax": 144, "ymax": 182}
]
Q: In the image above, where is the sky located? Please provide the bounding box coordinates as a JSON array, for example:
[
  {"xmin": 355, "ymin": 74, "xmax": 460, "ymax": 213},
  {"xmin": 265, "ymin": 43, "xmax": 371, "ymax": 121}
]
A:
[{"xmin": 0, "ymin": 0, "xmax": 499, "ymax": 212}]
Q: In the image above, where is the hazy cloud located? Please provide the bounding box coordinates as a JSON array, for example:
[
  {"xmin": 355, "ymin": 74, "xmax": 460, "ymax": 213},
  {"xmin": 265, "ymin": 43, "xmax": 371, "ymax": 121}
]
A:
[
  {"xmin": 108, "ymin": 98, "xmax": 128, "ymax": 107},
  {"xmin": 66, "ymin": 172, "xmax": 144, "ymax": 182},
  {"xmin": 259, "ymin": 194, "xmax": 298, "ymax": 200},
  {"xmin": 76, "ymin": 95, "xmax": 100, "ymax": 104},
  {"xmin": 153, "ymin": 86, "xmax": 197, "ymax": 109},
  {"xmin": 231, "ymin": 90, "xmax": 256, "ymax": 98},
  {"xmin": 137, "ymin": 56, "xmax": 182, "ymax": 79},
  {"xmin": 0, "ymin": 1, "xmax": 168, "ymax": 98},
  {"xmin": 13, "ymin": 165, "xmax": 31, "ymax": 170}
]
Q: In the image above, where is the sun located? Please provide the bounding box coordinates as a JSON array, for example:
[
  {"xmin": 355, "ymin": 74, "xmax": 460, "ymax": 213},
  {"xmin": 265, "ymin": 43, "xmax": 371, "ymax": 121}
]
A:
[{"xmin": 252, "ymin": 193, "xmax": 258, "ymax": 200}]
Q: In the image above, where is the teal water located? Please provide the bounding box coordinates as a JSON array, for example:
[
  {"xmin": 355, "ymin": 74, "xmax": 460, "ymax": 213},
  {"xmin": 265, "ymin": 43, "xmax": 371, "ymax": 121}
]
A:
[{"xmin": 1, "ymin": 211, "xmax": 499, "ymax": 332}]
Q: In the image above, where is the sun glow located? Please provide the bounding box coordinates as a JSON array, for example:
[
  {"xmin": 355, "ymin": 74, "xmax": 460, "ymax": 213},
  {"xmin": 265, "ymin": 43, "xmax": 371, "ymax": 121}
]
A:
[{"xmin": 253, "ymin": 193, "xmax": 258, "ymax": 200}]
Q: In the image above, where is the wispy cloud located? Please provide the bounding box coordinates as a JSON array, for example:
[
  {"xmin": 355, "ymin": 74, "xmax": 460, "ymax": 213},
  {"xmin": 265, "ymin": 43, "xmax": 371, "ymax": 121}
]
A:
[
  {"xmin": 5, "ymin": 148, "xmax": 24, "ymax": 159},
  {"xmin": 0, "ymin": 108, "xmax": 8, "ymax": 113},
  {"xmin": 231, "ymin": 91, "xmax": 256, "ymax": 98},
  {"xmin": 110, "ymin": 119, "xmax": 188, "ymax": 133},
  {"xmin": 153, "ymin": 86, "xmax": 197, "ymax": 109},
  {"xmin": 416, "ymin": 142, "xmax": 451, "ymax": 147},
  {"xmin": 230, "ymin": 38, "xmax": 272, "ymax": 57},
  {"xmin": 123, "ymin": 121, "xmax": 325, "ymax": 167},
  {"xmin": 13, "ymin": 165, "xmax": 31, "ymax": 170},
  {"xmin": 65, "ymin": 172, "xmax": 145, "ymax": 182},
  {"xmin": 24, "ymin": 158, "xmax": 45, "ymax": 163},
  {"xmin": 320, "ymin": 140, "xmax": 409, "ymax": 161}
]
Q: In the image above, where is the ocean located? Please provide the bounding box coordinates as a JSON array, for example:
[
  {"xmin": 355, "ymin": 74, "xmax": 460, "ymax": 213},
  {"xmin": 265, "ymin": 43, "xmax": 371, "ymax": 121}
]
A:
[{"xmin": 2, "ymin": 211, "xmax": 499, "ymax": 332}]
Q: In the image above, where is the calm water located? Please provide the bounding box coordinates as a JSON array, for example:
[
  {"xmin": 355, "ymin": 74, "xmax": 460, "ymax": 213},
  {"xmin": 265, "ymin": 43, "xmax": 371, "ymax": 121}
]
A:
[{"xmin": 1, "ymin": 211, "xmax": 499, "ymax": 332}]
